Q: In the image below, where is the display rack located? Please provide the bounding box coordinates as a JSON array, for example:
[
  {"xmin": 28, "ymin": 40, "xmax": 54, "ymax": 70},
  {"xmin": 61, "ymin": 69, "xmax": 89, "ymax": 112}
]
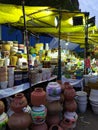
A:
[{"xmin": 0, "ymin": 76, "xmax": 57, "ymax": 99}]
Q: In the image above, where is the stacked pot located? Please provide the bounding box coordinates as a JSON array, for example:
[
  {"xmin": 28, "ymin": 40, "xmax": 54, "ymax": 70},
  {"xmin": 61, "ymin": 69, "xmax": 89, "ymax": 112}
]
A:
[
  {"xmin": 60, "ymin": 82, "xmax": 78, "ymax": 129},
  {"xmin": 0, "ymin": 100, "xmax": 8, "ymax": 130},
  {"xmin": 7, "ymin": 93, "xmax": 32, "ymax": 130},
  {"xmin": 46, "ymin": 82, "xmax": 63, "ymax": 127},
  {"xmin": 31, "ymin": 87, "xmax": 48, "ymax": 130}
]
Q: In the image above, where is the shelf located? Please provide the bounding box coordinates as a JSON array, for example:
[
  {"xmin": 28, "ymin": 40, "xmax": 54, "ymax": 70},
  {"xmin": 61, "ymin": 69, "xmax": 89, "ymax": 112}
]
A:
[{"xmin": 0, "ymin": 76, "xmax": 57, "ymax": 99}]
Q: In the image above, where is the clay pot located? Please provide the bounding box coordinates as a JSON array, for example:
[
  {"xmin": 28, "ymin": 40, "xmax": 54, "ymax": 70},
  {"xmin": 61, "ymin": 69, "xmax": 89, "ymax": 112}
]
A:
[
  {"xmin": 49, "ymin": 124, "xmax": 63, "ymax": 130},
  {"xmin": 64, "ymin": 82, "xmax": 76, "ymax": 100},
  {"xmin": 10, "ymin": 93, "xmax": 28, "ymax": 113},
  {"xmin": 46, "ymin": 101, "xmax": 63, "ymax": 115},
  {"xmin": 0, "ymin": 101, "xmax": 5, "ymax": 115},
  {"xmin": 64, "ymin": 100, "xmax": 77, "ymax": 112},
  {"xmin": 8, "ymin": 112, "xmax": 32, "ymax": 130},
  {"xmin": 31, "ymin": 88, "xmax": 46, "ymax": 106},
  {"xmin": 60, "ymin": 118, "xmax": 73, "ymax": 129},
  {"xmin": 31, "ymin": 105, "xmax": 47, "ymax": 124},
  {"xmin": 31, "ymin": 122, "xmax": 48, "ymax": 130},
  {"xmin": 46, "ymin": 114, "xmax": 61, "ymax": 127}
]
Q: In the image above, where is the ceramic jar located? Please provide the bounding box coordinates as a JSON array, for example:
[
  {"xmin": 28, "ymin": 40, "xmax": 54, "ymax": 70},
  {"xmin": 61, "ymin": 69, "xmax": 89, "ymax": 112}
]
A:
[
  {"xmin": 49, "ymin": 124, "xmax": 63, "ymax": 130},
  {"xmin": 60, "ymin": 118, "xmax": 73, "ymax": 129},
  {"xmin": 31, "ymin": 88, "xmax": 46, "ymax": 106},
  {"xmin": 64, "ymin": 100, "xmax": 77, "ymax": 112},
  {"xmin": 8, "ymin": 66, "xmax": 14, "ymax": 87},
  {"xmin": 0, "ymin": 112, "xmax": 8, "ymax": 130},
  {"xmin": 46, "ymin": 101, "xmax": 63, "ymax": 115},
  {"xmin": 10, "ymin": 93, "xmax": 28, "ymax": 113},
  {"xmin": 31, "ymin": 105, "xmax": 47, "ymax": 124},
  {"xmin": 10, "ymin": 55, "xmax": 18, "ymax": 66},
  {"xmin": 14, "ymin": 70, "xmax": 22, "ymax": 86},
  {"xmin": 64, "ymin": 82, "xmax": 76, "ymax": 100},
  {"xmin": 46, "ymin": 82, "xmax": 61, "ymax": 97},
  {"xmin": 31, "ymin": 122, "xmax": 48, "ymax": 130},
  {"xmin": 0, "ymin": 101, "xmax": 5, "ymax": 115},
  {"xmin": 46, "ymin": 113, "xmax": 61, "ymax": 127},
  {"xmin": 2, "ymin": 42, "xmax": 11, "ymax": 51},
  {"xmin": 8, "ymin": 112, "xmax": 32, "ymax": 130}
]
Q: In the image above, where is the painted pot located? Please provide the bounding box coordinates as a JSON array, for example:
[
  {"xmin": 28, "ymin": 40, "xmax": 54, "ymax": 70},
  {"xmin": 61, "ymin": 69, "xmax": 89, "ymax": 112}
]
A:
[
  {"xmin": 10, "ymin": 93, "xmax": 28, "ymax": 113},
  {"xmin": 31, "ymin": 88, "xmax": 46, "ymax": 106},
  {"xmin": 64, "ymin": 82, "xmax": 76, "ymax": 100},
  {"xmin": 8, "ymin": 112, "xmax": 32, "ymax": 130},
  {"xmin": 0, "ymin": 112, "xmax": 8, "ymax": 130},
  {"xmin": 46, "ymin": 82, "xmax": 61, "ymax": 97},
  {"xmin": 14, "ymin": 70, "xmax": 22, "ymax": 86},
  {"xmin": 31, "ymin": 105, "xmax": 47, "ymax": 124}
]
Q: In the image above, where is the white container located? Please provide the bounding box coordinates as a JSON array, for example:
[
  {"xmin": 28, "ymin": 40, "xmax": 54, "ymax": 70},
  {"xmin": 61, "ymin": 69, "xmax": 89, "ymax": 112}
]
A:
[
  {"xmin": 76, "ymin": 91, "xmax": 87, "ymax": 102},
  {"xmin": 77, "ymin": 101, "xmax": 87, "ymax": 113}
]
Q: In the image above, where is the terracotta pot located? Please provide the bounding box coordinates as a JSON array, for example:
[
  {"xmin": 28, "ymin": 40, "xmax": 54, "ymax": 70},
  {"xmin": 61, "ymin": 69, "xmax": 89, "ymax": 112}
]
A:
[
  {"xmin": 49, "ymin": 124, "xmax": 63, "ymax": 130},
  {"xmin": 64, "ymin": 100, "xmax": 77, "ymax": 112},
  {"xmin": 46, "ymin": 101, "xmax": 63, "ymax": 115},
  {"xmin": 31, "ymin": 122, "xmax": 48, "ymax": 130},
  {"xmin": 8, "ymin": 112, "xmax": 32, "ymax": 130},
  {"xmin": 46, "ymin": 114, "xmax": 61, "ymax": 127},
  {"xmin": 10, "ymin": 93, "xmax": 28, "ymax": 113},
  {"xmin": 64, "ymin": 82, "xmax": 76, "ymax": 100},
  {"xmin": 31, "ymin": 88, "xmax": 46, "ymax": 106},
  {"xmin": 31, "ymin": 105, "xmax": 47, "ymax": 124},
  {"xmin": 0, "ymin": 101, "xmax": 5, "ymax": 115},
  {"xmin": 60, "ymin": 118, "xmax": 74, "ymax": 129}
]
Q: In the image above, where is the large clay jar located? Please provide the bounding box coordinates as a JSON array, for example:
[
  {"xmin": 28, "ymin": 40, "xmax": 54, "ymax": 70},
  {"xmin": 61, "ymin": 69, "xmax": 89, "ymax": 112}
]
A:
[
  {"xmin": 31, "ymin": 88, "xmax": 46, "ymax": 106},
  {"xmin": 64, "ymin": 100, "xmax": 77, "ymax": 112},
  {"xmin": 64, "ymin": 82, "xmax": 76, "ymax": 100},
  {"xmin": 31, "ymin": 105, "xmax": 47, "ymax": 124},
  {"xmin": 0, "ymin": 100, "xmax": 5, "ymax": 115},
  {"xmin": 10, "ymin": 93, "xmax": 28, "ymax": 113},
  {"xmin": 46, "ymin": 82, "xmax": 61, "ymax": 97},
  {"xmin": 46, "ymin": 113, "xmax": 61, "ymax": 127},
  {"xmin": 8, "ymin": 112, "xmax": 32, "ymax": 130},
  {"xmin": 49, "ymin": 124, "xmax": 63, "ymax": 130},
  {"xmin": 31, "ymin": 122, "xmax": 48, "ymax": 130},
  {"xmin": 46, "ymin": 101, "xmax": 63, "ymax": 115},
  {"xmin": 60, "ymin": 118, "xmax": 73, "ymax": 129}
]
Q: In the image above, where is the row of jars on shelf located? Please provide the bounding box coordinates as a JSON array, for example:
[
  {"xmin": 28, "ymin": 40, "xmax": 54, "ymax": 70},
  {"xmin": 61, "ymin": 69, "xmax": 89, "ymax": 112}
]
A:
[{"xmin": 0, "ymin": 80, "xmax": 78, "ymax": 130}]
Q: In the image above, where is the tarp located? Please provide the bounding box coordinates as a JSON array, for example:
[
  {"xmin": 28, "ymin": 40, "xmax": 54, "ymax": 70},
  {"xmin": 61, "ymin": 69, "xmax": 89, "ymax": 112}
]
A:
[
  {"xmin": 49, "ymin": 37, "xmax": 79, "ymax": 50},
  {"xmin": 0, "ymin": 3, "xmax": 98, "ymax": 46}
]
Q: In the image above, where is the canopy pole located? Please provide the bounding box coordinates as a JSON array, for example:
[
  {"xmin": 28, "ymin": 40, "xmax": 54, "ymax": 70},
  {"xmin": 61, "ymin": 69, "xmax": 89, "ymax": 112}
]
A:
[
  {"xmin": 84, "ymin": 12, "xmax": 89, "ymax": 74},
  {"xmin": 22, "ymin": 0, "xmax": 32, "ymax": 98},
  {"xmin": 57, "ymin": 10, "xmax": 62, "ymax": 80}
]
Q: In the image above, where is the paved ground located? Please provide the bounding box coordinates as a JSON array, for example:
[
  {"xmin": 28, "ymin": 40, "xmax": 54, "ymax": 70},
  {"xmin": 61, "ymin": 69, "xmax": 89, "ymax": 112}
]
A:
[{"xmin": 75, "ymin": 106, "xmax": 98, "ymax": 130}]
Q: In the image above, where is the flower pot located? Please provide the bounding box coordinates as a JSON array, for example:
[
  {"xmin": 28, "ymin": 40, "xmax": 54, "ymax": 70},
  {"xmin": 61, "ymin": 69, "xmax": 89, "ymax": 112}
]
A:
[
  {"xmin": 31, "ymin": 88, "xmax": 46, "ymax": 106},
  {"xmin": 10, "ymin": 93, "xmax": 28, "ymax": 113}
]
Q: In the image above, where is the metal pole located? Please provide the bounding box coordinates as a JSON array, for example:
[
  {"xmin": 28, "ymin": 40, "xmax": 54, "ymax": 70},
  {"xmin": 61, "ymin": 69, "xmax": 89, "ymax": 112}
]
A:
[
  {"xmin": 57, "ymin": 10, "xmax": 62, "ymax": 80},
  {"xmin": 84, "ymin": 12, "xmax": 89, "ymax": 74}
]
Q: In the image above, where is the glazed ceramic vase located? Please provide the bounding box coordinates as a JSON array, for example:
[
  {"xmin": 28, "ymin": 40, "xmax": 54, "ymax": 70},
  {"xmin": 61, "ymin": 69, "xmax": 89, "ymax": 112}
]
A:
[
  {"xmin": 64, "ymin": 82, "xmax": 76, "ymax": 100},
  {"xmin": 31, "ymin": 105, "xmax": 47, "ymax": 124},
  {"xmin": 10, "ymin": 93, "xmax": 28, "ymax": 113},
  {"xmin": 31, "ymin": 88, "xmax": 46, "ymax": 106},
  {"xmin": 46, "ymin": 82, "xmax": 61, "ymax": 97},
  {"xmin": 8, "ymin": 112, "xmax": 32, "ymax": 130}
]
